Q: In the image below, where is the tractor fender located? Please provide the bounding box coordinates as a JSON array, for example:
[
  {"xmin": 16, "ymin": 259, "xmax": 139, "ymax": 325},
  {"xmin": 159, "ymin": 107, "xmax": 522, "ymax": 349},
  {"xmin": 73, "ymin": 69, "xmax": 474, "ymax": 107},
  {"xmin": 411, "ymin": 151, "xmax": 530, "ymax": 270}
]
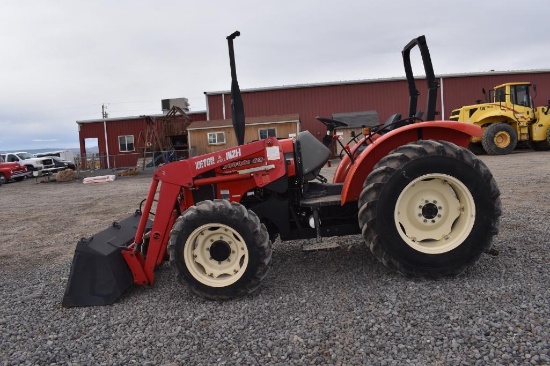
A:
[{"xmin": 339, "ymin": 121, "xmax": 481, "ymax": 204}]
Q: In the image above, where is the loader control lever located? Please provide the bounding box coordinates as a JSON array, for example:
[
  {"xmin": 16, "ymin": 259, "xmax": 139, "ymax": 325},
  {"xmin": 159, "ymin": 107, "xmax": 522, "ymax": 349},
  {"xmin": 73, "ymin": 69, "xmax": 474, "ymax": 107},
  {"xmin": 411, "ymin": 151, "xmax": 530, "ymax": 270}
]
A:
[{"xmin": 315, "ymin": 116, "xmax": 355, "ymax": 163}]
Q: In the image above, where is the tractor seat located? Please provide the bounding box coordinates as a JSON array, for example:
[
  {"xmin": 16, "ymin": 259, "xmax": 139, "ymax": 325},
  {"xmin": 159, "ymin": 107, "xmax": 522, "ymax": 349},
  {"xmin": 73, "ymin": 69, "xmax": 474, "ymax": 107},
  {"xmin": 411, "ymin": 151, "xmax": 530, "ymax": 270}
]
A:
[
  {"xmin": 295, "ymin": 131, "xmax": 331, "ymax": 181},
  {"xmin": 382, "ymin": 113, "xmax": 402, "ymax": 132}
]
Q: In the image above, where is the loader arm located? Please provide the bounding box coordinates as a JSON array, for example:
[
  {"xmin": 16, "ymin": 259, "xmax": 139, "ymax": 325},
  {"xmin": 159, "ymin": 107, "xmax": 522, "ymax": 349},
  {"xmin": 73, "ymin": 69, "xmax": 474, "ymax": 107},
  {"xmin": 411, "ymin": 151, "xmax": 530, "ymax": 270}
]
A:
[{"xmin": 125, "ymin": 138, "xmax": 287, "ymax": 287}]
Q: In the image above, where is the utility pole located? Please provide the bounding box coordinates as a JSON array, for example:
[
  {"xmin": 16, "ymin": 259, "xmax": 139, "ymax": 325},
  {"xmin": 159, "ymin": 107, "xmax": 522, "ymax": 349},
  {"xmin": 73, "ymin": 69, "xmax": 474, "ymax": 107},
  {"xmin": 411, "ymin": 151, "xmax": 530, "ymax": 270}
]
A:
[{"xmin": 102, "ymin": 104, "xmax": 111, "ymax": 169}]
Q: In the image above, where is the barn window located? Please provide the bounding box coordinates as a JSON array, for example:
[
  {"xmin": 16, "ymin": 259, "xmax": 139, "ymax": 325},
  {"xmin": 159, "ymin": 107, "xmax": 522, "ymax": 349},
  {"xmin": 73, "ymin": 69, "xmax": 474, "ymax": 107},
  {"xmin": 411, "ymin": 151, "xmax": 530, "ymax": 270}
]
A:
[
  {"xmin": 259, "ymin": 128, "xmax": 277, "ymax": 140},
  {"xmin": 208, "ymin": 132, "xmax": 226, "ymax": 145},
  {"xmin": 118, "ymin": 135, "xmax": 135, "ymax": 152}
]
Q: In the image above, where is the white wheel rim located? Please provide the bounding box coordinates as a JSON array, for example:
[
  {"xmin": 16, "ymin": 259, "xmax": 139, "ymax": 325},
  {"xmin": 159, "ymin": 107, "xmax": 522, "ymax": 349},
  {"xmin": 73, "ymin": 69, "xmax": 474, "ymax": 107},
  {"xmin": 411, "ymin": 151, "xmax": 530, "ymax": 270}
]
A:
[
  {"xmin": 394, "ymin": 173, "xmax": 476, "ymax": 254},
  {"xmin": 183, "ymin": 223, "xmax": 249, "ymax": 287}
]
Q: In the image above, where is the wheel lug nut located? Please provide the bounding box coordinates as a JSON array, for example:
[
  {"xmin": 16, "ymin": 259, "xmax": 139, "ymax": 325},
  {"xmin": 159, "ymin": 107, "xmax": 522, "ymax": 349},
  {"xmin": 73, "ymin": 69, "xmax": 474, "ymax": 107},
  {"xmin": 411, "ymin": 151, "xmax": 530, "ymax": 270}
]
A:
[
  {"xmin": 438, "ymin": 206, "xmax": 442, "ymax": 210},
  {"xmin": 423, "ymin": 219, "xmax": 427, "ymax": 223},
  {"xmin": 437, "ymin": 214, "xmax": 442, "ymax": 218},
  {"xmin": 433, "ymin": 200, "xmax": 437, "ymax": 204},
  {"xmin": 418, "ymin": 213, "xmax": 422, "ymax": 217}
]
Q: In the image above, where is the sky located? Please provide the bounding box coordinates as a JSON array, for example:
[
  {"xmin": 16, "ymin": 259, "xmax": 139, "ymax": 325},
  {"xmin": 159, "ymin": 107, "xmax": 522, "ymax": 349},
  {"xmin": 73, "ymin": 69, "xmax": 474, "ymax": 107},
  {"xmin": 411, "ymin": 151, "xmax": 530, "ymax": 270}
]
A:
[{"xmin": 1, "ymin": 0, "xmax": 548, "ymax": 151}]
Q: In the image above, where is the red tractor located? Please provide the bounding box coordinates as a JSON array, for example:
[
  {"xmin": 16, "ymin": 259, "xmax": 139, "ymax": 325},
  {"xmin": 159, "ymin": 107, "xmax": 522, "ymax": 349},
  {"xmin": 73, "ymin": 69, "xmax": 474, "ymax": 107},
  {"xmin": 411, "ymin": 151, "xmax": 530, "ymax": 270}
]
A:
[{"xmin": 63, "ymin": 33, "xmax": 501, "ymax": 307}]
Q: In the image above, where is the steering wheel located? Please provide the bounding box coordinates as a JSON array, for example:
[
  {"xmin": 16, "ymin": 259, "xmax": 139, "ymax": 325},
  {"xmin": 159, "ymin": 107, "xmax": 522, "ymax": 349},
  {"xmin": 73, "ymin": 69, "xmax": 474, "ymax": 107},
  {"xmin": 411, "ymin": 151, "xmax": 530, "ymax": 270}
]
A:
[{"xmin": 316, "ymin": 117, "xmax": 348, "ymax": 128}]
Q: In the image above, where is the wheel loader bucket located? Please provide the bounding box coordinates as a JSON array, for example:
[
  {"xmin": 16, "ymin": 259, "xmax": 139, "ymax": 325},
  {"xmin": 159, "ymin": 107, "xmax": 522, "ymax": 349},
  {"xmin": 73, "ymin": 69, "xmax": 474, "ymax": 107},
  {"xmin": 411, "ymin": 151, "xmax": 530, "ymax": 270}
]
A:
[{"xmin": 62, "ymin": 213, "xmax": 151, "ymax": 307}]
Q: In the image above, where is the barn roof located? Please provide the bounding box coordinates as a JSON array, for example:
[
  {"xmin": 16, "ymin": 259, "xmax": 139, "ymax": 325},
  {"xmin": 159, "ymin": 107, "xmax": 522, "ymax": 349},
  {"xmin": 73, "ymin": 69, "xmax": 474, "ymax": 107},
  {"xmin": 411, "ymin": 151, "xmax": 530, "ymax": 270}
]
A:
[
  {"xmin": 187, "ymin": 113, "xmax": 300, "ymax": 130},
  {"xmin": 76, "ymin": 110, "xmax": 206, "ymax": 124},
  {"xmin": 204, "ymin": 69, "xmax": 550, "ymax": 96}
]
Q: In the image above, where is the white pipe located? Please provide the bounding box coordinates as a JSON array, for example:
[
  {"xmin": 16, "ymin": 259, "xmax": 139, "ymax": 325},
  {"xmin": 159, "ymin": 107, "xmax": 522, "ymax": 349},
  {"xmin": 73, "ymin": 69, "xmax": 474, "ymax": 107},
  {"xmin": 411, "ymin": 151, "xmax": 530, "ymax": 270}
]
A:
[
  {"xmin": 222, "ymin": 93, "xmax": 226, "ymax": 120},
  {"xmin": 102, "ymin": 104, "xmax": 110, "ymax": 169},
  {"xmin": 205, "ymin": 93, "xmax": 210, "ymax": 121},
  {"xmin": 440, "ymin": 77, "xmax": 445, "ymax": 120}
]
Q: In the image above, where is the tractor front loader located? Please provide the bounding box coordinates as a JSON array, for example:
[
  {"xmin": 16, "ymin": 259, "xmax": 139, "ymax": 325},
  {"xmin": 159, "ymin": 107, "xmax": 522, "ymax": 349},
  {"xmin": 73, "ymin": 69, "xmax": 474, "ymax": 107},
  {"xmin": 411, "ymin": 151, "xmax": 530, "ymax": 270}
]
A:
[{"xmin": 63, "ymin": 33, "xmax": 501, "ymax": 307}]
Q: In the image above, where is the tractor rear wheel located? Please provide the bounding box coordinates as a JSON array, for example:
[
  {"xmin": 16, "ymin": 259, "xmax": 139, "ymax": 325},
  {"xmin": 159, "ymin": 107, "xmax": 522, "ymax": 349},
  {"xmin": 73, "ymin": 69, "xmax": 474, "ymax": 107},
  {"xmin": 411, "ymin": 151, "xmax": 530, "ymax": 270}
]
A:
[
  {"xmin": 168, "ymin": 199, "xmax": 272, "ymax": 300},
  {"xmin": 358, "ymin": 140, "xmax": 501, "ymax": 278},
  {"xmin": 481, "ymin": 122, "xmax": 517, "ymax": 155}
]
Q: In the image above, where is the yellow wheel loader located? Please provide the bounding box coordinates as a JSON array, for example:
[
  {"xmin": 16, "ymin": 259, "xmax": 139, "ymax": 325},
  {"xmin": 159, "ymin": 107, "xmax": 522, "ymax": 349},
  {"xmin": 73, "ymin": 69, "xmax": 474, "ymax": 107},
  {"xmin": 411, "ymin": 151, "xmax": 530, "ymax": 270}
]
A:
[{"xmin": 449, "ymin": 82, "xmax": 550, "ymax": 155}]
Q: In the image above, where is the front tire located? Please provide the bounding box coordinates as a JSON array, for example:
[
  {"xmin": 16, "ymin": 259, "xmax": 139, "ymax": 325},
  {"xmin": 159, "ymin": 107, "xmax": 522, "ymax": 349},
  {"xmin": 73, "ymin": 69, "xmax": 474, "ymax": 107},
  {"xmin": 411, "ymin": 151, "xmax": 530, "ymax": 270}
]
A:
[
  {"xmin": 481, "ymin": 122, "xmax": 517, "ymax": 155},
  {"xmin": 0, "ymin": 173, "xmax": 5, "ymax": 185},
  {"xmin": 358, "ymin": 140, "xmax": 501, "ymax": 278},
  {"xmin": 168, "ymin": 199, "xmax": 272, "ymax": 300}
]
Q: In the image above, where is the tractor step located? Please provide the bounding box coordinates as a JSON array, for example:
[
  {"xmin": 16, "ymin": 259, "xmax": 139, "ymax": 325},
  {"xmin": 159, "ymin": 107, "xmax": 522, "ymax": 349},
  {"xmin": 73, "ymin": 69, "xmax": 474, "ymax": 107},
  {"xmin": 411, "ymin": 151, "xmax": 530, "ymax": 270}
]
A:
[
  {"xmin": 300, "ymin": 182, "xmax": 343, "ymax": 208},
  {"xmin": 300, "ymin": 194, "xmax": 342, "ymax": 208}
]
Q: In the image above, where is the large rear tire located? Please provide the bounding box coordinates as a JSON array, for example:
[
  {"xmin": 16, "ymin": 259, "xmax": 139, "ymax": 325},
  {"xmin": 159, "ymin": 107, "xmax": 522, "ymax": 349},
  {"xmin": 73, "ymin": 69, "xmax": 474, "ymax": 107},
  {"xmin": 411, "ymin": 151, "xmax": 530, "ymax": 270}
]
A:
[
  {"xmin": 481, "ymin": 122, "xmax": 517, "ymax": 155},
  {"xmin": 358, "ymin": 140, "xmax": 501, "ymax": 278},
  {"xmin": 168, "ymin": 199, "xmax": 272, "ymax": 300}
]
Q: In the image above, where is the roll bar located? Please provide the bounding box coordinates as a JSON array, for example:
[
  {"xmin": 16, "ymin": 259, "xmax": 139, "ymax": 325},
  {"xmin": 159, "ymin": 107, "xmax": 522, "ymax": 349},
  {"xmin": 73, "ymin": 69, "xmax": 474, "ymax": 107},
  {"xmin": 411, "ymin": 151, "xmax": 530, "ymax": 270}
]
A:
[{"xmin": 402, "ymin": 35, "xmax": 438, "ymax": 121}]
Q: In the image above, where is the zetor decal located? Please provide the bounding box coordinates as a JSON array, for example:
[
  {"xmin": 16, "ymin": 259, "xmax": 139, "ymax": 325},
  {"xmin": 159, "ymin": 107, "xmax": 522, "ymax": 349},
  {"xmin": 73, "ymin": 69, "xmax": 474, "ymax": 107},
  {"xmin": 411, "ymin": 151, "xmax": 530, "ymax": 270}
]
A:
[
  {"xmin": 194, "ymin": 148, "xmax": 242, "ymax": 171},
  {"xmin": 195, "ymin": 156, "xmax": 215, "ymax": 170}
]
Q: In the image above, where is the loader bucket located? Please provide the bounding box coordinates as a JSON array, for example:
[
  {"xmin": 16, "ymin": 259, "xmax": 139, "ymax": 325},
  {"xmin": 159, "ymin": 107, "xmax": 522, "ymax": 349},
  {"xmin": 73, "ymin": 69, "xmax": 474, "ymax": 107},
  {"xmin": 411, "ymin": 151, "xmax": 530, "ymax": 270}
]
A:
[{"xmin": 62, "ymin": 213, "xmax": 151, "ymax": 307}]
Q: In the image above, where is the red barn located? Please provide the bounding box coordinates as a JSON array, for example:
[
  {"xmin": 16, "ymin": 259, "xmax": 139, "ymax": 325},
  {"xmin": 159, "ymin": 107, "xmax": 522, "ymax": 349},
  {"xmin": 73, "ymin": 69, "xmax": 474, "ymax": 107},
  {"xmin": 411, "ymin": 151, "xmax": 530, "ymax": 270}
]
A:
[
  {"xmin": 77, "ymin": 69, "xmax": 550, "ymax": 168},
  {"xmin": 77, "ymin": 110, "xmax": 206, "ymax": 169},
  {"xmin": 205, "ymin": 70, "xmax": 550, "ymax": 140}
]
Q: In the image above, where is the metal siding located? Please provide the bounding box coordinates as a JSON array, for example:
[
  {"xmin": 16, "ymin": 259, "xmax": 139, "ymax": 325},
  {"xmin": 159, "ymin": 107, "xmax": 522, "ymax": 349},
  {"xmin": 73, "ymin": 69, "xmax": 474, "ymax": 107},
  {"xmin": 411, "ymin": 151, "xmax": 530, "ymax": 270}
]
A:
[
  {"xmin": 206, "ymin": 71, "xmax": 550, "ymax": 137},
  {"xmin": 189, "ymin": 112, "xmax": 207, "ymax": 122},
  {"xmin": 208, "ymin": 94, "xmax": 225, "ymax": 120},
  {"xmin": 207, "ymin": 79, "xmax": 446, "ymax": 139},
  {"xmin": 79, "ymin": 117, "xmax": 148, "ymax": 168},
  {"xmin": 79, "ymin": 71, "xmax": 550, "ymax": 163}
]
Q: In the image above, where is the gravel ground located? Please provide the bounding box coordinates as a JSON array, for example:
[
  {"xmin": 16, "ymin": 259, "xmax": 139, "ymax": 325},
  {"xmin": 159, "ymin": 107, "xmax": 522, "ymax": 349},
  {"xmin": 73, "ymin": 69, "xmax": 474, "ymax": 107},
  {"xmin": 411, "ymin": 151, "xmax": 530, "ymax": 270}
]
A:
[{"xmin": 0, "ymin": 151, "xmax": 549, "ymax": 365}]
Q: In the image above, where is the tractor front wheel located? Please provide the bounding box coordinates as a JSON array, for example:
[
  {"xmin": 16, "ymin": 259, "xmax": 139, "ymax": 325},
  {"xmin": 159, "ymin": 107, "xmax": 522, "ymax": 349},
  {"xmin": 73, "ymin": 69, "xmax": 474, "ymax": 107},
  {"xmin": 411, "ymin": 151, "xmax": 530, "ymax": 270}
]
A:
[
  {"xmin": 481, "ymin": 123, "xmax": 517, "ymax": 155},
  {"xmin": 168, "ymin": 199, "xmax": 272, "ymax": 300},
  {"xmin": 358, "ymin": 140, "xmax": 501, "ymax": 278}
]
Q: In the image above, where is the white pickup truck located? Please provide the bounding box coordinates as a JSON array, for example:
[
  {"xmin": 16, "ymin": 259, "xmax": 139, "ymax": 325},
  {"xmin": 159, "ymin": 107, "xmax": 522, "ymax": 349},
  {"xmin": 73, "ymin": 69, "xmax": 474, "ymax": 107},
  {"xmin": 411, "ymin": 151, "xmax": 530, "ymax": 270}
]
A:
[{"xmin": 1, "ymin": 152, "xmax": 55, "ymax": 174}]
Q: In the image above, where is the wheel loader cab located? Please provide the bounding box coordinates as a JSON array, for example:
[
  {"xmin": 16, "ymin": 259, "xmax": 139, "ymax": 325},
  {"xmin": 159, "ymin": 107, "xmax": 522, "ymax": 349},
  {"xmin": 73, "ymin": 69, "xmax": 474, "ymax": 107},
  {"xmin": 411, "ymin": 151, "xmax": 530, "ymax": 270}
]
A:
[{"xmin": 295, "ymin": 130, "xmax": 332, "ymax": 181}]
